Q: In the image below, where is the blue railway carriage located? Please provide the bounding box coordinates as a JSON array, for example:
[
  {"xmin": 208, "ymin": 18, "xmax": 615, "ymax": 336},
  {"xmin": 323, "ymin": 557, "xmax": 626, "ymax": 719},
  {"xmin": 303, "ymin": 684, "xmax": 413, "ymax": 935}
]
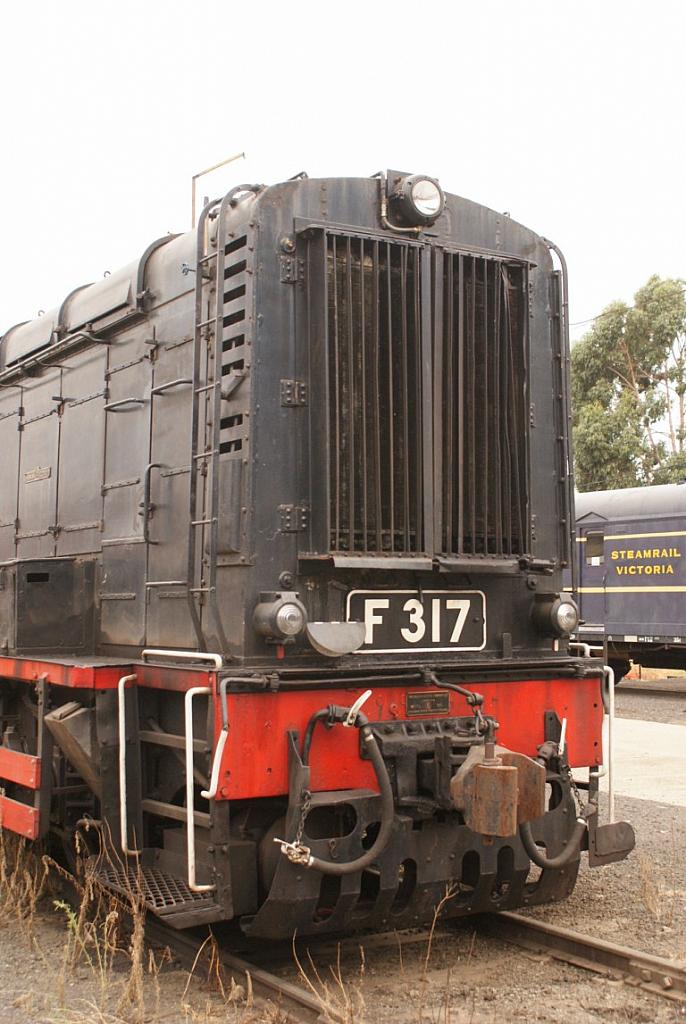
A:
[{"xmin": 573, "ymin": 483, "xmax": 686, "ymax": 681}]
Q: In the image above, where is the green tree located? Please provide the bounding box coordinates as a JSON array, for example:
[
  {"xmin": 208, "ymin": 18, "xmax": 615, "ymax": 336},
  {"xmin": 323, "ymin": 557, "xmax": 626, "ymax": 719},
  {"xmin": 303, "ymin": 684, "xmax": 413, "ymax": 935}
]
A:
[{"xmin": 571, "ymin": 275, "xmax": 686, "ymax": 491}]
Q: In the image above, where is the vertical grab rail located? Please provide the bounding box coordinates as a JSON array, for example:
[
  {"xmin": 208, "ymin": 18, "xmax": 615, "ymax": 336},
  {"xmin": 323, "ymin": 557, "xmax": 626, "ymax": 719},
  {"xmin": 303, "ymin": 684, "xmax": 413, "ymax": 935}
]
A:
[
  {"xmin": 569, "ymin": 642, "xmax": 615, "ymax": 824},
  {"xmin": 117, "ymin": 674, "xmax": 141, "ymax": 856},
  {"xmin": 185, "ymin": 687, "xmax": 215, "ymax": 892}
]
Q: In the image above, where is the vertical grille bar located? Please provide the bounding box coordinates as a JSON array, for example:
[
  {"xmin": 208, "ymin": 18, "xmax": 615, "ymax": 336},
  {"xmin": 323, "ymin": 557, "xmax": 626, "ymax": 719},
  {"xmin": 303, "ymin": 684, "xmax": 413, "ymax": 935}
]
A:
[
  {"xmin": 372, "ymin": 240, "xmax": 383, "ymax": 551},
  {"xmin": 331, "ymin": 236, "xmax": 341, "ymax": 550},
  {"xmin": 346, "ymin": 237, "xmax": 355, "ymax": 553},
  {"xmin": 433, "ymin": 248, "xmax": 444, "ymax": 553},
  {"xmin": 457, "ymin": 253, "xmax": 465, "ymax": 554},
  {"xmin": 482, "ymin": 258, "xmax": 489, "ymax": 552},
  {"xmin": 400, "ymin": 246, "xmax": 410, "ymax": 551},
  {"xmin": 493, "ymin": 263, "xmax": 503, "ymax": 554},
  {"xmin": 385, "ymin": 242, "xmax": 395, "ymax": 549},
  {"xmin": 359, "ymin": 238, "xmax": 368, "ymax": 549}
]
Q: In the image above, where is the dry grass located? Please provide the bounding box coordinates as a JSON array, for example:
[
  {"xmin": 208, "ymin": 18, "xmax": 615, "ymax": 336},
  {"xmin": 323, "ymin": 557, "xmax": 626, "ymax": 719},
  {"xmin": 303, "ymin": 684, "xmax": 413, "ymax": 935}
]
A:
[
  {"xmin": 293, "ymin": 883, "xmax": 468, "ymax": 1024},
  {"xmin": 0, "ymin": 829, "xmax": 49, "ymax": 928}
]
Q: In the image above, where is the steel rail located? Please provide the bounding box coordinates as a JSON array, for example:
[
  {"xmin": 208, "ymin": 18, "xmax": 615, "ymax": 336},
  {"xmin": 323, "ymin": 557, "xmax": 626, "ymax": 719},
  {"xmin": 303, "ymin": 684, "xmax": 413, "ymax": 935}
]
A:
[
  {"xmin": 144, "ymin": 919, "xmax": 333, "ymax": 1023},
  {"xmin": 478, "ymin": 911, "xmax": 686, "ymax": 1002}
]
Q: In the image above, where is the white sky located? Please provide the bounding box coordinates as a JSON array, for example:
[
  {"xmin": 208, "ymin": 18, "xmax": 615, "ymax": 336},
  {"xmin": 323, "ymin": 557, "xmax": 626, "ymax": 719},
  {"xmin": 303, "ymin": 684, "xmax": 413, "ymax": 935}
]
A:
[{"xmin": 1, "ymin": 0, "xmax": 683, "ymax": 343}]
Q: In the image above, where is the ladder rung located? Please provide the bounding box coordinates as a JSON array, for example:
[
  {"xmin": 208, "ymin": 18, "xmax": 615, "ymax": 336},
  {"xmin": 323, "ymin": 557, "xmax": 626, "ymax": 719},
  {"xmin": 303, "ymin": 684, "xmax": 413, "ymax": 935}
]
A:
[
  {"xmin": 191, "ymin": 518, "xmax": 215, "ymax": 526},
  {"xmin": 196, "ymin": 316, "xmax": 216, "ymax": 330},
  {"xmin": 193, "ymin": 449, "xmax": 218, "ymax": 461},
  {"xmin": 139, "ymin": 730, "xmax": 207, "ymax": 753},
  {"xmin": 141, "ymin": 798, "xmax": 210, "ymax": 828},
  {"xmin": 198, "ymin": 251, "xmax": 218, "ymax": 264},
  {"xmin": 195, "ymin": 382, "xmax": 218, "ymax": 394},
  {"xmin": 189, "ymin": 587, "xmax": 211, "ymax": 593}
]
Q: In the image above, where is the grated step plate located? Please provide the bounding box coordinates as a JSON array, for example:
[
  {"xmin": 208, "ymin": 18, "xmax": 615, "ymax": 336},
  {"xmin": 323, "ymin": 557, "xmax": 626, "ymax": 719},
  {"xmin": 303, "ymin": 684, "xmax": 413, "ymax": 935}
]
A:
[{"xmin": 94, "ymin": 861, "xmax": 217, "ymax": 916}]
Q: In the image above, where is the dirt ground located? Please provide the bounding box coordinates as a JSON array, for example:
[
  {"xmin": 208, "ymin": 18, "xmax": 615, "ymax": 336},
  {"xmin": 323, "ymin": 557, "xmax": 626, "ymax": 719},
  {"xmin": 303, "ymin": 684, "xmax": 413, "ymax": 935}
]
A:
[{"xmin": 0, "ymin": 689, "xmax": 684, "ymax": 1024}]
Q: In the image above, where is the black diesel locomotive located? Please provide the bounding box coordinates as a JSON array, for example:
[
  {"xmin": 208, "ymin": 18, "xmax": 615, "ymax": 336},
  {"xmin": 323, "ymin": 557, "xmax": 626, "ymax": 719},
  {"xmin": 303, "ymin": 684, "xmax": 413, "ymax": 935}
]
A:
[{"xmin": 0, "ymin": 172, "xmax": 633, "ymax": 936}]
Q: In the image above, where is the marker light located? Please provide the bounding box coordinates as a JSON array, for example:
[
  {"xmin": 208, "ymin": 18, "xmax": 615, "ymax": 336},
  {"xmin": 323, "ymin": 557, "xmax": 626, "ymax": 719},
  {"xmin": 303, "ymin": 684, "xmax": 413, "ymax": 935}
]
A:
[
  {"xmin": 253, "ymin": 592, "xmax": 307, "ymax": 641},
  {"xmin": 532, "ymin": 594, "xmax": 580, "ymax": 637}
]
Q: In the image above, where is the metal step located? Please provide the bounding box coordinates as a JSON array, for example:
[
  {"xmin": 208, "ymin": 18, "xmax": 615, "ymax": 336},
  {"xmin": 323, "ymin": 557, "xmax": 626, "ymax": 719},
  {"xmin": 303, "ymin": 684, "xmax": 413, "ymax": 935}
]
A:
[{"xmin": 92, "ymin": 858, "xmax": 223, "ymax": 928}]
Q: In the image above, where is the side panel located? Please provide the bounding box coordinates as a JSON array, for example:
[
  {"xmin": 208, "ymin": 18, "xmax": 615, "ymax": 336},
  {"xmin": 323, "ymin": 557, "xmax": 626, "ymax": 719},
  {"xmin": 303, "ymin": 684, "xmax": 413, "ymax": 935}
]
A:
[
  {"xmin": 0, "ymin": 391, "xmax": 21, "ymax": 561},
  {"xmin": 56, "ymin": 348, "xmax": 107, "ymax": 556},
  {"xmin": 100, "ymin": 339, "xmax": 152, "ymax": 646},
  {"xmin": 146, "ymin": 337, "xmax": 195, "ymax": 647},
  {"xmin": 16, "ymin": 371, "xmax": 61, "ymax": 559}
]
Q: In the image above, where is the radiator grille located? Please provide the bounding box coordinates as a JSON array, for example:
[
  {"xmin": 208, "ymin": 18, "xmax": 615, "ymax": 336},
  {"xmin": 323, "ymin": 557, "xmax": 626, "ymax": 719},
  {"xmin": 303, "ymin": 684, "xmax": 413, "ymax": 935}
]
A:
[
  {"xmin": 440, "ymin": 254, "xmax": 528, "ymax": 556},
  {"xmin": 314, "ymin": 232, "xmax": 529, "ymax": 560},
  {"xmin": 327, "ymin": 236, "xmax": 423, "ymax": 553}
]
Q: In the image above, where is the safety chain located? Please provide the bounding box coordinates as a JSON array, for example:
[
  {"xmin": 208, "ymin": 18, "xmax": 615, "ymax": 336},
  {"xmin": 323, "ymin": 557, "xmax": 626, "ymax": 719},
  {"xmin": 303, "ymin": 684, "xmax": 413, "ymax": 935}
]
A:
[
  {"xmin": 294, "ymin": 788, "xmax": 312, "ymax": 849},
  {"xmin": 273, "ymin": 788, "xmax": 314, "ymax": 866}
]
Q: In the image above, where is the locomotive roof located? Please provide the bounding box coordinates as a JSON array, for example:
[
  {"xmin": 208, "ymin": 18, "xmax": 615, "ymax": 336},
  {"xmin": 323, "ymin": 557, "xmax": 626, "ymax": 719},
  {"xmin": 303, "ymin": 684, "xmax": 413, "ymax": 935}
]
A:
[
  {"xmin": 575, "ymin": 483, "xmax": 686, "ymax": 522},
  {"xmin": 0, "ymin": 173, "xmax": 549, "ymax": 373}
]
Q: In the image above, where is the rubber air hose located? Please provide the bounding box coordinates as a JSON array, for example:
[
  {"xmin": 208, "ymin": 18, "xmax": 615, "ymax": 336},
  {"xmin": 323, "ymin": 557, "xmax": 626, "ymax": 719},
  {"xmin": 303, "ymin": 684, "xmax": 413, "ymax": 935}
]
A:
[
  {"xmin": 519, "ymin": 803, "xmax": 595, "ymax": 870},
  {"xmin": 302, "ymin": 716, "xmax": 395, "ymax": 877}
]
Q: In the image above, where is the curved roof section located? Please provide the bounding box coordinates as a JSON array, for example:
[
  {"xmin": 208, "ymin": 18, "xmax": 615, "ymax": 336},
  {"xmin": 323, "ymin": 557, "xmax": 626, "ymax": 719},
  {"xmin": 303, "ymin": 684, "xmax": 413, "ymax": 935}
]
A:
[
  {"xmin": 0, "ymin": 231, "xmax": 194, "ymax": 371},
  {"xmin": 575, "ymin": 483, "xmax": 686, "ymax": 521}
]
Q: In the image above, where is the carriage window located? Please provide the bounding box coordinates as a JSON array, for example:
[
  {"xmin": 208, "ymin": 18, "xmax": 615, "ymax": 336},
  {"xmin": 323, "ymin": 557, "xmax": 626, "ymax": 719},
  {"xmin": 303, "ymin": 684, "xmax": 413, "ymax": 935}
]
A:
[{"xmin": 585, "ymin": 531, "xmax": 604, "ymax": 565}]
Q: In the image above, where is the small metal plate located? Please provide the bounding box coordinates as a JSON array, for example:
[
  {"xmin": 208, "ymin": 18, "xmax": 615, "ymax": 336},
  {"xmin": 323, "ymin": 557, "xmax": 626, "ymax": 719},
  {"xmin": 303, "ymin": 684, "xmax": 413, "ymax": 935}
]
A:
[{"xmin": 406, "ymin": 691, "xmax": 450, "ymax": 717}]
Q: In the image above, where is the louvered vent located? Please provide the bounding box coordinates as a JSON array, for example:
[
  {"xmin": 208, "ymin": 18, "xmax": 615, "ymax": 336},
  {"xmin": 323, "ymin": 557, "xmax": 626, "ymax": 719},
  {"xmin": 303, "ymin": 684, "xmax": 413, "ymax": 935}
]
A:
[{"xmin": 220, "ymin": 235, "xmax": 248, "ymax": 455}]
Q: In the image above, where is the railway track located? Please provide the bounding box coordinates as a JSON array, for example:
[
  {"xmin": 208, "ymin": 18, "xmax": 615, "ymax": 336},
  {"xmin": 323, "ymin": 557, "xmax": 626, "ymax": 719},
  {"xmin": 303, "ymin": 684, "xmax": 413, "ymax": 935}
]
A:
[
  {"xmin": 478, "ymin": 911, "xmax": 686, "ymax": 1004},
  {"xmin": 143, "ymin": 908, "xmax": 686, "ymax": 1020}
]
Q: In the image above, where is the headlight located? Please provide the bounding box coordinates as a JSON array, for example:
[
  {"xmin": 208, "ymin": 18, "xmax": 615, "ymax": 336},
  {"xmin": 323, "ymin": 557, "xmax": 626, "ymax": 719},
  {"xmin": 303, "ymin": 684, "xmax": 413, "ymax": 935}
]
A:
[
  {"xmin": 410, "ymin": 178, "xmax": 443, "ymax": 218},
  {"xmin": 532, "ymin": 594, "xmax": 579, "ymax": 637},
  {"xmin": 390, "ymin": 174, "xmax": 445, "ymax": 226},
  {"xmin": 253, "ymin": 592, "xmax": 307, "ymax": 641}
]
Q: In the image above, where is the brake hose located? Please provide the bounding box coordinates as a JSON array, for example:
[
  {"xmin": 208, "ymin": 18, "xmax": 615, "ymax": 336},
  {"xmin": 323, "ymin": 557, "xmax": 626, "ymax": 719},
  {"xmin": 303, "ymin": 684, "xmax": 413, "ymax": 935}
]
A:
[
  {"xmin": 277, "ymin": 701, "xmax": 395, "ymax": 876},
  {"xmin": 519, "ymin": 802, "xmax": 596, "ymax": 869}
]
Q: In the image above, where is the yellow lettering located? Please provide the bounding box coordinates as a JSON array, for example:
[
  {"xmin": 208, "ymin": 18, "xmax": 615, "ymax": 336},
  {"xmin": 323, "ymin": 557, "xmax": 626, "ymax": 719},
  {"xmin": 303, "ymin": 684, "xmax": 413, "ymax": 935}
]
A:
[
  {"xmin": 661, "ymin": 548, "xmax": 669, "ymax": 558},
  {"xmin": 645, "ymin": 565, "xmax": 653, "ymax": 575},
  {"xmin": 629, "ymin": 565, "xmax": 636, "ymax": 575},
  {"xmin": 628, "ymin": 550, "xmax": 635, "ymax": 559},
  {"xmin": 653, "ymin": 548, "xmax": 660, "ymax": 558},
  {"xmin": 616, "ymin": 566, "xmax": 625, "ymax": 575},
  {"xmin": 668, "ymin": 564, "xmax": 674, "ymax": 575},
  {"xmin": 611, "ymin": 550, "xmax": 619, "ymax": 560}
]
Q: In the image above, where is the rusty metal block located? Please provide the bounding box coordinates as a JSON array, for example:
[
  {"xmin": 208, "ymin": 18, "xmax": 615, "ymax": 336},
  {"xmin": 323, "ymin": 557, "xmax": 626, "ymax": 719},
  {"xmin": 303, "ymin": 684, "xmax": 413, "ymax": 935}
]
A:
[
  {"xmin": 451, "ymin": 744, "xmax": 546, "ymax": 837},
  {"xmin": 499, "ymin": 750, "xmax": 546, "ymax": 824}
]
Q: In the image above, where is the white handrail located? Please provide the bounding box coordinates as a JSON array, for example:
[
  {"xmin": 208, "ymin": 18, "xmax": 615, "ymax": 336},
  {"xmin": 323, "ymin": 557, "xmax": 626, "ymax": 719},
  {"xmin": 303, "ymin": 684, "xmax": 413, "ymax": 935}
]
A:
[
  {"xmin": 117, "ymin": 674, "xmax": 141, "ymax": 856},
  {"xmin": 185, "ymin": 687, "xmax": 215, "ymax": 892},
  {"xmin": 201, "ymin": 728, "xmax": 228, "ymax": 800},
  {"xmin": 142, "ymin": 648, "xmax": 223, "ymax": 670}
]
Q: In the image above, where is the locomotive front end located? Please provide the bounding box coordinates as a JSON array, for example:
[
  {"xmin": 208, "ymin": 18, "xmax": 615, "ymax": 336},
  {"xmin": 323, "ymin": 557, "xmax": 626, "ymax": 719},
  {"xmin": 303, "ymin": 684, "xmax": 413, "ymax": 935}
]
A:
[{"xmin": 197, "ymin": 171, "xmax": 634, "ymax": 936}]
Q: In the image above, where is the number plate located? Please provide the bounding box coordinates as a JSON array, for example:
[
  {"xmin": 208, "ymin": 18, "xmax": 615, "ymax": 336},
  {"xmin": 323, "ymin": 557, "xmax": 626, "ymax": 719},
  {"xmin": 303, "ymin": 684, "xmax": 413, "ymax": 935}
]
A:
[{"xmin": 346, "ymin": 589, "xmax": 486, "ymax": 654}]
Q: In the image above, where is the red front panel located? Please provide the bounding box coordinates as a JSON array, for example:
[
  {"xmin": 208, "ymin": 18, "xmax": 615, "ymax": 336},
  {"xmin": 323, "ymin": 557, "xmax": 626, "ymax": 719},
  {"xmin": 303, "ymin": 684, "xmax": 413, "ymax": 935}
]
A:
[
  {"xmin": 0, "ymin": 746, "xmax": 41, "ymax": 789},
  {"xmin": 0, "ymin": 796, "xmax": 39, "ymax": 840},
  {"xmin": 216, "ymin": 676, "xmax": 603, "ymax": 801}
]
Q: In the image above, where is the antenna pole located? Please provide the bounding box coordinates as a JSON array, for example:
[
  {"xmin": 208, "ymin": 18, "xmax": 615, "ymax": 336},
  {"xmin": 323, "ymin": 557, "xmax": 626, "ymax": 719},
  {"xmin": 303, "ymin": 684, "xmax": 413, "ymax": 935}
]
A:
[{"xmin": 191, "ymin": 151, "xmax": 245, "ymax": 227}]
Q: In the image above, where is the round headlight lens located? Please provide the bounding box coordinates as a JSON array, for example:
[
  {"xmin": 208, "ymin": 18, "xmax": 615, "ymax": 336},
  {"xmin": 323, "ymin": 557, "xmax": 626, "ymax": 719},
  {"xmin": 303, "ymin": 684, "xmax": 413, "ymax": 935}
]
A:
[
  {"xmin": 275, "ymin": 602, "xmax": 306, "ymax": 637},
  {"xmin": 410, "ymin": 178, "xmax": 443, "ymax": 218},
  {"xmin": 553, "ymin": 600, "xmax": 579, "ymax": 636}
]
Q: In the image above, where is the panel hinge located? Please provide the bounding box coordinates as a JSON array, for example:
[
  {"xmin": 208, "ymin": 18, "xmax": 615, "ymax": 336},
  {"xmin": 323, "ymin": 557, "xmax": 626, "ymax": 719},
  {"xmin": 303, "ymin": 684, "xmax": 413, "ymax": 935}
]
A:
[
  {"xmin": 279, "ymin": 256, "xmax": 304, "ymax": 284},
  {"xmin": 280, "ymin": 379, "xmax": 308, "ymax": 406},
  {"xmin": 278, "ymin": 504, "xmax": 309, "ymax": 533}
]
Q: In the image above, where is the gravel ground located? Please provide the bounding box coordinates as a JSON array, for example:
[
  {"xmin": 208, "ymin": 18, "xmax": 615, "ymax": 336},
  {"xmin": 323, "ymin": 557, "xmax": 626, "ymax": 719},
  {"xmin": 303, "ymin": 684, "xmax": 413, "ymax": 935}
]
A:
[
  {"xmin": 0, "ymin": 691, "xmax": 684, "ymax": 1023},
  {"xmin": 616, "ymin": 690, "xmax": 686, "ymax": 726}
]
